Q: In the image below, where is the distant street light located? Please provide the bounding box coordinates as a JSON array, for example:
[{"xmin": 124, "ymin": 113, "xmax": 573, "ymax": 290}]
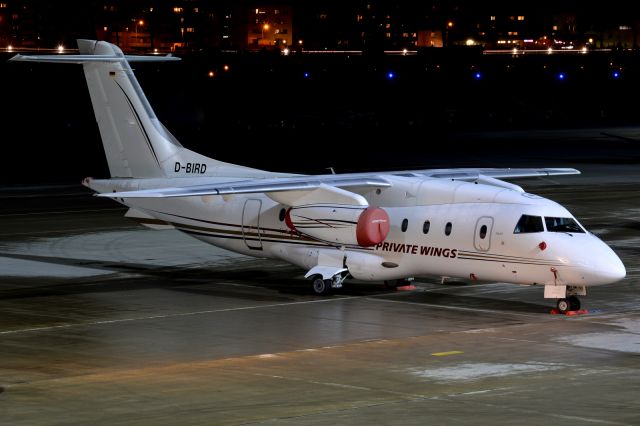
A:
[
  {"xmin": 445, "ymin": 21, "xmax": 454, "ymax": 47},
  {"xmin": 134, "ymin": 19, "xmax": 144, "ymax": 44}
]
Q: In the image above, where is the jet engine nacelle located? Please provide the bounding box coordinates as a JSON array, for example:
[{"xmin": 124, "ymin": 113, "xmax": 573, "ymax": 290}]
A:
[
  {"xmin": 285, "ymin": 205, "xmax": 390, "ymax": 247},
  {"xmin": 345, "ymin": 251, "xmax": 401, "ymax": 281}
]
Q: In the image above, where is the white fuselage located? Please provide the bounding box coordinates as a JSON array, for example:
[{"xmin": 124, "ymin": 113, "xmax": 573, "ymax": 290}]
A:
[{"xmin": 87, "ymin": 175, "xmax": 625, "ymax": 288}]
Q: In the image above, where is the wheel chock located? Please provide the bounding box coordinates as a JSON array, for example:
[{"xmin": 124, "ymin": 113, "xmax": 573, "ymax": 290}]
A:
[
  {"xmin": 395, "ymin": 284, "xmax": 416, "ymax": 291},
  {"xmin": 550, "ymin": 309, "xmax": 589, "ymax": 316}
]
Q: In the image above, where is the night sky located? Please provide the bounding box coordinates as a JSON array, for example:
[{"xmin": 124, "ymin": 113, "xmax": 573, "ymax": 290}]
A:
[{"xmin": 2, "ymin": 2, "xmax": 640, "ymax": 185}]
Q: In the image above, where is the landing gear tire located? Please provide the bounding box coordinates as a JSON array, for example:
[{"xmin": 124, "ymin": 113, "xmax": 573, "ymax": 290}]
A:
[
  {"xmin": 311, "ymin": 276, "xmax": 333, "ymax": 296},
  {"xmin": 557, "ymin": 298, "xmax": 570, "ymax": 313},
  {"xmin": 567, "ymin": 295, "xmax": 581, "ymax": 311}
]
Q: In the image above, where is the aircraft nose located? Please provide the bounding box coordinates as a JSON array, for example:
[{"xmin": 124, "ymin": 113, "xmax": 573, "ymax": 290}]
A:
[{"xmin": 585, "ymin": 240, "xmax": 626, "ymax": 284}]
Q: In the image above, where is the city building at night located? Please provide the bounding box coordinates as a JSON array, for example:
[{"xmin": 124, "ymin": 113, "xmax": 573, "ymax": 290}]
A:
[{"xmin": 0, "ymin": 1, "xmax": 637, "ymax": 53}]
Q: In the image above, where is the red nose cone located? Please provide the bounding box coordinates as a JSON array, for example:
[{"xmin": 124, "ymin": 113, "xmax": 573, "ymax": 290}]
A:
[{"xmin": 356, "ymin": 207, "xmax": 390, "ymax": 246}]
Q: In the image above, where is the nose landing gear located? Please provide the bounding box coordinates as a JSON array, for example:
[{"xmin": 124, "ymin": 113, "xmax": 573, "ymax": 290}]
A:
[
  {"xmin": 545, "ymin": 285, "xmax": 587, "ymax": 314},
  {"xmin": 556, "ymin": 295, "xmax": 581, "ymax": 313}
]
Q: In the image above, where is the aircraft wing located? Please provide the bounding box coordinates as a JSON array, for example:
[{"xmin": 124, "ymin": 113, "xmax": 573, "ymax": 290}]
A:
[
  {"xmin": 97, "ymin": 176, "xmax": 393, "ymax": 198},
  {"xmin": 388, "ymin": 167, "xmax": 580, "ymax": 180},
  {"xmin": 97, "ymin": 167, "xmax": 579, "ymax": 199}
]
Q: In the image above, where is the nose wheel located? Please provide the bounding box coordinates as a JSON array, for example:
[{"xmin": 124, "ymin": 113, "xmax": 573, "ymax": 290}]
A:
[{"xmin": 557, "ymin": 296, "xmax": 581, "ymax": 313}]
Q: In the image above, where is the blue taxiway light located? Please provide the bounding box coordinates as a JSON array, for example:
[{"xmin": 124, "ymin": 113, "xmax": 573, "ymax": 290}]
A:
[
  {"xmin": 474, "ymin": 72, "xmax": 481, "ymax": 79},
  {"xmin": 387, "ymin": 72, "xmax": 394, "ymax": 79},
  {"xmin": 558, "ymin": 73, "xmax": 565, "ymax": 80}
]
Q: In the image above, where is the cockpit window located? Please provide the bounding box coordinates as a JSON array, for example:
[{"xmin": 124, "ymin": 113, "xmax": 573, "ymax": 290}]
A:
[
  {"xmin": 514, "ymin": 214, "xmax": 544, "ymax": 233},
  {"xmin": 544, "ymin": 217, "xmax": 585, "ymax": 233}
]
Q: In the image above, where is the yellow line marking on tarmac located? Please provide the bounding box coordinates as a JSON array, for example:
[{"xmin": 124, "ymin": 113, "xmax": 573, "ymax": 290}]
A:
[{"xmin": 431, "ymin": 351, "xmax": 464, "ymax": 357}]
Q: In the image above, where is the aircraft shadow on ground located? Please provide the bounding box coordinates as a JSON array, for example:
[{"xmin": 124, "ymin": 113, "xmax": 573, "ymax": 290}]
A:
[{"xmin": 0, "ymin": 252, "xmax": 552, "ymax": 314}]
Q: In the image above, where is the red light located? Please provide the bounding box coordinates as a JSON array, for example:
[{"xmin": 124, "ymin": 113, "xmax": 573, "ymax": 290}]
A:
[{"xmin": 538, "ymin": 241, "xmax": 547, "ymax": 251}]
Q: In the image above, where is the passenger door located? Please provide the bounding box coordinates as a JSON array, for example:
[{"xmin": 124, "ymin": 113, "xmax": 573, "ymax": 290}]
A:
[{"xmin": 242, "ymin": 199, "xmax": 263, "ymax": 250}]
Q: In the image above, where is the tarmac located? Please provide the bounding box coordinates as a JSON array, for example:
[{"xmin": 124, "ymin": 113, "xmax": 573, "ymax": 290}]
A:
[{"xmin": 1, "ymin": 161, "xmax": 639, "ymax": 425}]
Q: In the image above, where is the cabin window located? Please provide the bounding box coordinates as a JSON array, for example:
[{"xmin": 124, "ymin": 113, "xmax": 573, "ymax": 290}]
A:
[
  {"xmin": 422, "ymin": 220, "xmax": 430, "ymax": 234},
  {"xmin": 479, "ymin": 224, "xmax": 487, "ymax": 239},
  {"xmin": 401, "ymin": 218, "xmax": 408, "ymax": 232},
  {"xmin": 514, "ymin": 214, "xmax": 544, "ymax": 233},
  {"xmin": 278, "ymin": 208, "xmax": 286, "ymax": 222},
  {"xmin": 445, "ymin": 222, "xmax": 452, "ymax": 236},
  {"xmin": 544, "ymin": 217, "xmax": 585, "ymax": 233}
]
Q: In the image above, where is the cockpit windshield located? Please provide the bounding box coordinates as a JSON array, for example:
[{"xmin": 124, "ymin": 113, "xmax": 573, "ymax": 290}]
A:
[
  {"xmin": 544, "ymin": 216, "xmax": 585, "ymax": 233},
  {"xmin": 514, "ymin": 214, "xmax": 586, "ymax": 234},
  {"xmin": 514, "ymin": 214, "xmax": 544, "ymax": 233}
]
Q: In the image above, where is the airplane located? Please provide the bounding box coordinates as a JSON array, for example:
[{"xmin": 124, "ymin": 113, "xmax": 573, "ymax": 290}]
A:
[{"xmin": 10, "ymin": 39, "xmax": 626, "ymax": 314}]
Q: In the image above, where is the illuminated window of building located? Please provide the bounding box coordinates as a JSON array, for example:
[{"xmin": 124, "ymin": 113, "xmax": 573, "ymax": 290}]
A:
[
  {"xmin": 319, "ymin": 13, "xmax": 327, "ymax": 19},
  {"xmin": 490, "ymin": 16, "xmax": 495, "ymax": 21},
  {"xmin": 386, "ymin": 32, "xmax": 391, "ymax": 38},
  {"xmin": 173, "ymin": 7, "xmax": 183, "ymax": 13},
  {"xmin": 620, "ymin": 25, "xmax": 631, "ymax": 30},
  {"xmin": 274, "ymin": 9, "xmax": 279, "ymax": 15},
  {"xmin": 0, "ymin": 3, "xmax": 8, "ymax": 8},
  {"xmin": 193, "ymin": 7, "xmax": 199, "ymax": 13},
  {"xmin": 402, "ymin": 32, "xmax": 409, "ymax": 38},
  {"xmin": 187, "ymin": 27, "xmax": 195, "ymax": 33},
  {"xmin": 103, "ymin": 26, "xmax": 108, "ymax": 31},
  {"xmin": 510, "ymin": 16, "xmax": 515, "ymax": 20},
  {"xmin": 518, "ymin": 16, "xmax": 525, "ymax": 21},
  {"xmin": 356, "ymin": 14, "xmax": 363, "ymax": 22},
  {"xmin": 552, "ymin": 25, "xmax": 558, "ymax": 31},
  {"xmin": 385, "ymin": 23, "xmax": 390, "ymax": 29}
]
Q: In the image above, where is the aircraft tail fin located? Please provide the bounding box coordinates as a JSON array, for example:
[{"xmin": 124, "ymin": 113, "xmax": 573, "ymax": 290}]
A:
[{"xmin": 11, "ymin": 39, "xmax": 269, "ymax": 179}]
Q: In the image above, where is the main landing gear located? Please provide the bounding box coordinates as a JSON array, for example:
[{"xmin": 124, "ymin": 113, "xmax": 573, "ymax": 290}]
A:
[
  {"xmin": 310, "ymin": 273, "xmax": 348, "ymax": 296},
  {"xmin": 556, "ymin": 296, "xmax": 581, "ymax": 314}
]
